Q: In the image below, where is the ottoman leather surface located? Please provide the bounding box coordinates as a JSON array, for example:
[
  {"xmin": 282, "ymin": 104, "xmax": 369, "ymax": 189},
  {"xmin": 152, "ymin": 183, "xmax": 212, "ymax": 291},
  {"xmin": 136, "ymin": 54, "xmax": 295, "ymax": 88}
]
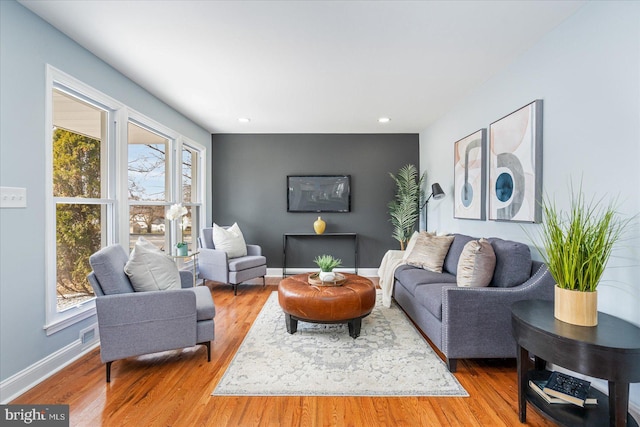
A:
[{"xmin": 278, "ymin": 273, "xmax": 376, "ymax": 322}]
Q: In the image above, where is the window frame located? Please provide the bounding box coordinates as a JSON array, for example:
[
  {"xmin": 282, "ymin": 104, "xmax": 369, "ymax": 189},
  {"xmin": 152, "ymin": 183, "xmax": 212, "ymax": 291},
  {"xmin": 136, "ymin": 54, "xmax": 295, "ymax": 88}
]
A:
[
  {"xmin": 45, "ymin": 66, "xmax": 207, "ymax": 335},
  {"xmin": 178, "ymin": 137, "xmax": 206, "ymax": 251},
  {"xmin": 45, "ymin": 66, "xmax": 122, "ymax": 335},
  {"xmin": 124, "ymin": 112, "xmax": 206, "ymax": 252},
  {"xmin": 126, "ymin": 117, "xmax": 176, "ymax": 251}
]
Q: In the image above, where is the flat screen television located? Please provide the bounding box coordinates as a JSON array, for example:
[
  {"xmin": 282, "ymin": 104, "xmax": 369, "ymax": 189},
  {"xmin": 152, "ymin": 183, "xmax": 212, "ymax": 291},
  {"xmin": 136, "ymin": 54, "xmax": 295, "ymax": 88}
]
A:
[{"xmin": 287, "ymin": 175, "xmax": 351, "ymax": 213}]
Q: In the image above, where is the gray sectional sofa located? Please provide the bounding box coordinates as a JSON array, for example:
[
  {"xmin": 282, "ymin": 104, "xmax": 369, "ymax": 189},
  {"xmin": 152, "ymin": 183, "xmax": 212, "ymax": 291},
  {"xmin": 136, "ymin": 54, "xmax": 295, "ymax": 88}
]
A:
[{"xmin": 392, "ymin": 233, "xmax": 555, "ymax": 372}]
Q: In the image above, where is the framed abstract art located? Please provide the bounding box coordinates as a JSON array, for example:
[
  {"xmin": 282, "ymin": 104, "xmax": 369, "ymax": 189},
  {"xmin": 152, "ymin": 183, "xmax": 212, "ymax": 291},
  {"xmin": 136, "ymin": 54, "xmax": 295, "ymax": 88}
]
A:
[
  {"xmin": 488, "ymin": 100, "xmax": 543, "ymax": 223},
  {"xmin": 454, "ymin": 129, "xmax": 486, "ymax": 220}
]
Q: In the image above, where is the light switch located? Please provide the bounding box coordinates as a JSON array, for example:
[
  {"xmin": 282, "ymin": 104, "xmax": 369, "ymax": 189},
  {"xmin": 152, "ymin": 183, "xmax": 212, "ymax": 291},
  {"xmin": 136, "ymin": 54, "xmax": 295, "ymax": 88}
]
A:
[{"xmin": 0, "ymin": 187, "xmax": 27, "ymax": 208}]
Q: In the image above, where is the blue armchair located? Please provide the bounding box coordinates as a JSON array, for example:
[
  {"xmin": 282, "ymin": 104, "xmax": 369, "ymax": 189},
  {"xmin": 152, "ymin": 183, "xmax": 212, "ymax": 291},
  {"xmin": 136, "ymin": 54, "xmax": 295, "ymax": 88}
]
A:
[{"xmin": 87, "ymin": 244, "xmax": 215, "ymax": 382}]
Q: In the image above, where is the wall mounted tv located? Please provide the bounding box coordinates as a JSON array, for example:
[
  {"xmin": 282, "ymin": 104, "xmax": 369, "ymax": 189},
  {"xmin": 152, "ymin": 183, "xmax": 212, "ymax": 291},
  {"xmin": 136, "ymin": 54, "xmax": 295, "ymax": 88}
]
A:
[{"xmin": 287, "ymin": 175, "xmax": 351, "ymax": 213}]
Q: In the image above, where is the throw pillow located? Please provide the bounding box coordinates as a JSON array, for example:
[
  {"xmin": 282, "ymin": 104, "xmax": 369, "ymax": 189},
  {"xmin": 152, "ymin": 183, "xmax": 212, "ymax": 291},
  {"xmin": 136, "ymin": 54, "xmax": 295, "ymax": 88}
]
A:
[
  {"xmin": 212, "ymin": 222, "xmax": 247, "ymax": 258},
  {"xmin": 402, "ymin": 231, "xmax": 425, "ymax": 262},
  {"xmin": 404, "ymin": 233, "xmax": 454, "ymax": 273},
  {"xmin": 487, "ymin": 238, "xmax": 532, "ymax": 288},
  {"xmin": 456, "ymin": 238, "xmax": 496, "ymax": 288},
  {"xmin": 124, "ymin": 237, "xmax": 182, "ymax": 292}
]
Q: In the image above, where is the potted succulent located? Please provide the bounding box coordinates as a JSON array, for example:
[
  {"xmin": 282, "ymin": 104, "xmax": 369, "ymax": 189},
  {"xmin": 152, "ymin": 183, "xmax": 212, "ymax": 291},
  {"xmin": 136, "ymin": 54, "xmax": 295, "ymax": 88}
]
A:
[
  {"xmin": 388, "ymin": 164, "xmax": 426, "ymax": 250},
  {"xmin": 532, "ymin": 185, "xmax": 631, "ymax": 326},
  {"xmin": 313, "ymin": 254, "xmax": 342, "ymax": 282},
  {"xmin": 175, "ymin": 241, "xmax": 188, "ymax": 257}
]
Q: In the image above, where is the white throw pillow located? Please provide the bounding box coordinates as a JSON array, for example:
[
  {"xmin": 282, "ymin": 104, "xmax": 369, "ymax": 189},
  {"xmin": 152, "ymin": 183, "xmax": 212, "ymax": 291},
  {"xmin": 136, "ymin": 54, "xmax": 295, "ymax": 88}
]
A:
[
  {"xmin": 402, "ymin": 231, "xmax": 421, "ymax": 262},
  {"xmin": 404, "ymin": 233, "xmax": 454, "ymax": 273},
  {"xmin": 124, "ymin": 237, "xmax": 182, "ymax": 292},
  {"xmin": 456, "ymin": 238, "xmax": 496, "ymax": 288},
  {"xmin": 212, "ymin": 222, "xmax": 247, "ymax": 258}
]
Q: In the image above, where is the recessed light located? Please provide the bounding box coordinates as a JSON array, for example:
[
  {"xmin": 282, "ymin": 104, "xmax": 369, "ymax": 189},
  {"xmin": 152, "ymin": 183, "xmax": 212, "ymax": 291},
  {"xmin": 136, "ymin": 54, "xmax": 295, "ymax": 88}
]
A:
[
  {"xmin": 238, "ymin": 117, "xmax": 251, "ymax": 123},
  {"xmin": 378, "ymin": 117, "xmax": 391, "ymax": 123}
]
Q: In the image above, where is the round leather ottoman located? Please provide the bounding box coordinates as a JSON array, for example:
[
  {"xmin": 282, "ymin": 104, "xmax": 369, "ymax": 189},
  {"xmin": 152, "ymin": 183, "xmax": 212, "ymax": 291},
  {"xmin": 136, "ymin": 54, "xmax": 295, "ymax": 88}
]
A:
[{"xmin": 277, "ymin": 273, "xmax": 376, "ymax": 338}]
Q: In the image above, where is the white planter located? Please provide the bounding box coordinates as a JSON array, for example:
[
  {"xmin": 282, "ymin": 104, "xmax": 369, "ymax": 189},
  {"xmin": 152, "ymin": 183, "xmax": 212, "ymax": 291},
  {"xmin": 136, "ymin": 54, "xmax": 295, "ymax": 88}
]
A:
[{"xmin": 319, "ymin": 271, "xmax": 335, "ymax": 282}]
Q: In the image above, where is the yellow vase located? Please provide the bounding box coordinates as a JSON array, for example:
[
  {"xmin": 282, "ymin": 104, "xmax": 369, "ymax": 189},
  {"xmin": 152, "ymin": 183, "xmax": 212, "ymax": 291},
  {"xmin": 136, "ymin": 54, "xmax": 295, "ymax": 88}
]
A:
[
  {"xmin": 313, "ymin": 216, "xmax": 326, "ymax": 234},
  {"xmin": 554, "ymin": 286, "xmax": 598, "ymax": 326}
]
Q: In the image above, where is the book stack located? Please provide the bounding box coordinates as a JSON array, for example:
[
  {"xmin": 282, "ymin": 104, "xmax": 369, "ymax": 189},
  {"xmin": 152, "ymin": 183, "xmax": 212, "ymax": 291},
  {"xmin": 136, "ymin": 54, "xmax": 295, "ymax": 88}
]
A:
[{"xmin": 529, "ymin": 371, "xmax": 597, "ymax": 407}]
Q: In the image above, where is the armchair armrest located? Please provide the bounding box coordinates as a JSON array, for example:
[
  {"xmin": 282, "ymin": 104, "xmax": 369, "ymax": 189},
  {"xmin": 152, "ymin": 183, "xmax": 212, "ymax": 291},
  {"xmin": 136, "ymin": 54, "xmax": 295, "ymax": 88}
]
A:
[
  {"xmin": 198, "ymin": 247, "xmax": 229, "ymax": 283},
  {"xmin": 441, "ymin": 263, "xmax": 554, "ymax": 359},
  {"xmin": 95, "ymin": 290, "xmax": 197, "ymax": 362},
  {"xmin": 246, "ymin": 244, "xmax": 262, "ymax": 256}
]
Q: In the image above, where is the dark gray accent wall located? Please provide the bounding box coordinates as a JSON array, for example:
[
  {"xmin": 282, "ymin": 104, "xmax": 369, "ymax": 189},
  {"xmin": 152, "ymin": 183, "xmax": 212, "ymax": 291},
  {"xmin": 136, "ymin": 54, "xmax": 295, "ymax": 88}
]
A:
[{"xmin": 211, "ymin": 134, "xmax": 419, "ymax": 268}]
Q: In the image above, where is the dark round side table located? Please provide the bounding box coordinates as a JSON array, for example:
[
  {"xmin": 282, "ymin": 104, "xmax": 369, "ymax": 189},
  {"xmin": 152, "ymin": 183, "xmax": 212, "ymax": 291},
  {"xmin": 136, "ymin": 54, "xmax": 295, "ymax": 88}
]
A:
[{"xmin": 511, "ymin": 299, "xmax": 640, "ymax": 427}]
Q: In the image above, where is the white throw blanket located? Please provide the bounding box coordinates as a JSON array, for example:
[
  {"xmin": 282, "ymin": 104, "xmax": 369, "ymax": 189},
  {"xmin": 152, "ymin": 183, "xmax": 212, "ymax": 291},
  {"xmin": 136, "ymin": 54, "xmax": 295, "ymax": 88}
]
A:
[{"xmin": 377, "ymin": 249, "xmax": 407, "ymax": 307}]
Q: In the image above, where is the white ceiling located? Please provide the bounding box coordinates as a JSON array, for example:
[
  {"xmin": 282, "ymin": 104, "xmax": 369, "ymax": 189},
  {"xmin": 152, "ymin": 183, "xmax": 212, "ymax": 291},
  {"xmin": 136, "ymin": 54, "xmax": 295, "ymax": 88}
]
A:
[{"xmin": 20, "ymin": 0, "xmax": 585, "ymax": 134}]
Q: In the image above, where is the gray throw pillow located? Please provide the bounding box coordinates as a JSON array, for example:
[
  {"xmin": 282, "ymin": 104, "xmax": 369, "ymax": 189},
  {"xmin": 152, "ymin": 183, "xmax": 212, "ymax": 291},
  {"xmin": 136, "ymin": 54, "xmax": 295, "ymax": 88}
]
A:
[
  {"xmin": 456, "ymin": 238, "xmax": 496, "ymax": 288},
  {"xmin": 443, "ymin": 234, "xmax": 475, "ymax": 275},
  {"xmin": 488, "ymin": 238, "xmax": 532, "ymax": 287}
]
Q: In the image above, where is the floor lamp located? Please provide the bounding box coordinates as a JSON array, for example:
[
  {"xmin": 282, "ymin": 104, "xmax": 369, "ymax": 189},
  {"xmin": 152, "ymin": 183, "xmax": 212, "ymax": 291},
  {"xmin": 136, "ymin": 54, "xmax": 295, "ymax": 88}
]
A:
[{"xmin": 422, "ymin": 183, "xmax": 445, "ymax": 232}]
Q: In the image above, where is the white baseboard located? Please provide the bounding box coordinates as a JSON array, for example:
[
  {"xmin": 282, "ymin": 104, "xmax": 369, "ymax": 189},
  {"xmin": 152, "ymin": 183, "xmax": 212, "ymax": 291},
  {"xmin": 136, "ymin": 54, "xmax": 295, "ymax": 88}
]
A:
[
  {"xmin": 0, "ymin": 327, "xmax": 100, "ymax": 404},
  {"xmin": 266, "ymin": 268, "xmax": 379, "ymax": 278}
]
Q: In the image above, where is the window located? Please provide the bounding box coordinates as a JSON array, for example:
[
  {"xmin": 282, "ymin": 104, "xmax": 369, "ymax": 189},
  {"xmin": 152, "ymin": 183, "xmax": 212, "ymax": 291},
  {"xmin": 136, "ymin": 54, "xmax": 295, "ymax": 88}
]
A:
[
  {"xmin": 45, "ymin": 66, "xmax": 206, "ymax": 334},
  {"xmin": 127, "ymin": 122, "xmax": 171, "ymax": 251},
  {"xmin": 127, "ymin": 121, "xmax": 205, "ymax": 254},
  {"xmin": 180, "ymin": 143, "xmax": 203, "ymax": 251},
  {"xmin": 46, "ymin": 68, "xmax": 118, "ymax": 333}
]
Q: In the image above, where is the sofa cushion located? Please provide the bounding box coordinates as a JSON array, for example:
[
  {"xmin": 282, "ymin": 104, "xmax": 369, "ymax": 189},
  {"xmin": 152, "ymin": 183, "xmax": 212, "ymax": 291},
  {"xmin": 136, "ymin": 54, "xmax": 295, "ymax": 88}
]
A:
[
  {"xmin": 488, "ymin": 238, "xmax": 532, "ymax": 288},
  {"xmin": 443, "ymin": 234, "xmax": 475, "ymax": 275},
  {"xmin": 228, "ymin": 255, "xmax": 266, "ymax": 272},
  {"xmin": 212, "ymin": 222, "xmax": 247, "ymax": 258},
  {"xmin": 395, "ymin": 265, "xmax": 456, "ymax": 296},
  {"xmin": 124, "ymin": 237, "xmax": 182, "ymax": 292},
  {"xmin": 414, "ymin": 283, "xmax": 456, "ymax": 320},
  {"xmin": 404, "ymin": 233, "xmax": 454, "ymax": 273}
]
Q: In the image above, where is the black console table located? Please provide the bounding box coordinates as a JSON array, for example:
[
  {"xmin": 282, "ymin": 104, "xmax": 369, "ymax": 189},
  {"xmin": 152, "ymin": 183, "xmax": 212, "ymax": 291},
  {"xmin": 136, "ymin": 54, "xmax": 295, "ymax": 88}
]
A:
[
  {"xmin": 282, "ymin": 233, "xmax": 358, "ymax": 277},
  {"xmin": 511, "ymin": 299, "xmax": 640, "ymax": 427}
]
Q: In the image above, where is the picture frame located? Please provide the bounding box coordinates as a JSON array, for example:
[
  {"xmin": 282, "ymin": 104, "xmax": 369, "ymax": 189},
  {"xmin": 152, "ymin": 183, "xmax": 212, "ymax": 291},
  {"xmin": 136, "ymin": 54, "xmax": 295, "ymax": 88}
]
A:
[
  {"xmin": 488, "ymin": 100, "xmax": 543, "ymax": 223},
  {"xmin": 454, "ymin": 129, "xmax": 486, "ymax": 220}
]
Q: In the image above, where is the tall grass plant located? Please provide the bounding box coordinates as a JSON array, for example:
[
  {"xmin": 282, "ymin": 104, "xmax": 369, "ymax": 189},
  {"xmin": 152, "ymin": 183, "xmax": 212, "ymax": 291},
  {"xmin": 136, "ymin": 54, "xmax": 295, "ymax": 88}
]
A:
[{"xmin": 534, "ymin": 184, "xmax": 631, "ymax": 292}]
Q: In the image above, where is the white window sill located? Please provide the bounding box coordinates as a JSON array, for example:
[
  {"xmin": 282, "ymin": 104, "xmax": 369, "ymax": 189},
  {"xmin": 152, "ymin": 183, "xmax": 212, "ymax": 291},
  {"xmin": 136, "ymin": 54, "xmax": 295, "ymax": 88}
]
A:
[{"xmin": 44, "ymin": 303, "xmax": 96, "ymax": 336}]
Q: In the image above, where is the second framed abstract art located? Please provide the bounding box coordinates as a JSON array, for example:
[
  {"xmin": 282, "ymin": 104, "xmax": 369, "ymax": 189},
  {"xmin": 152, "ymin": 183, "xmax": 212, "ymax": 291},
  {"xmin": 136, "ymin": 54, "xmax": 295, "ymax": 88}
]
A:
[
  {"xmin": 488, "ymin": 100, "xmax": 543, "ymax": 223},
  {"xmin": 454, "ymin": 129, "xmax": 486, "ymax": 220}
]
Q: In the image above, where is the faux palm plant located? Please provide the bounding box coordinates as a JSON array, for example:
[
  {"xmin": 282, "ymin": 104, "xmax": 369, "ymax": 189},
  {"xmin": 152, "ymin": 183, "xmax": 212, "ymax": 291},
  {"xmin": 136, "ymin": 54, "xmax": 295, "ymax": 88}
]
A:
[
  {"xmin": 535, "ymin": 186, "xmax": 630, "ymax": 292},
  {"xmin": 388, "ymin": 164, "xmax": 426, "ymax": 250}
]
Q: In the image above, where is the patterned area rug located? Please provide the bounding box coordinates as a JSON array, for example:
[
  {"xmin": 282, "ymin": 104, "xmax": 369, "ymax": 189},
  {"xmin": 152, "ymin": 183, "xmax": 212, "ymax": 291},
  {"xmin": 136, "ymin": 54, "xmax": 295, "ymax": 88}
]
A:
[{"xmin": 212, "ymin": 291, "xmax": 468, "ymax": 397}]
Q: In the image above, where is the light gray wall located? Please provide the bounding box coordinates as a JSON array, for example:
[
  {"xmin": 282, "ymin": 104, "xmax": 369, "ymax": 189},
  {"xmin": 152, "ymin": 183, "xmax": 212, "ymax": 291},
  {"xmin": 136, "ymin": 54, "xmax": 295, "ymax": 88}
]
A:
[
  {"xmin": 0, "ymin": 1, "xmax": 211, "ymax": 382},
  {"xmin": 420, "ymin": 0, "xmax": 640, "ymax": 411},
  {"xmin": 211, "ymin": 134, "xmax": 419, "ymax": 269}
]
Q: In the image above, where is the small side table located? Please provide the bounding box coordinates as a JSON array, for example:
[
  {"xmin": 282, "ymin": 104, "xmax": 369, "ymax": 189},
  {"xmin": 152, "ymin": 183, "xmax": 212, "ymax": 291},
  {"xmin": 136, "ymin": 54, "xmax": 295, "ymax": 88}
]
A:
[
  {"xmin": 169, "ymin": 251, "xmax": 200, "ymax": 287},
  {"xmin": 511, "ymin": 299, "xmax": 640, "ymax": 427}
]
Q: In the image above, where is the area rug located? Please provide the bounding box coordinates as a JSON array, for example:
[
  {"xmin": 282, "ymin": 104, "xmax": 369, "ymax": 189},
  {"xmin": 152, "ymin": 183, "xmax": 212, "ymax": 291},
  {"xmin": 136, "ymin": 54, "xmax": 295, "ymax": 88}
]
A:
[{"xmin": 212, "ymin": 291, "xmax": 468, "ymax": 397}]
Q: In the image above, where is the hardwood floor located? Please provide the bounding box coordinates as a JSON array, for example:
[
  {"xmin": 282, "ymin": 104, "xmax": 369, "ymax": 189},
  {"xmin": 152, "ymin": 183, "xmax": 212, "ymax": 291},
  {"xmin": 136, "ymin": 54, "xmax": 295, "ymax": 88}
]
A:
[{"xmin": 11, "ymin": 278, "xmax": 556, "ymax": 427}]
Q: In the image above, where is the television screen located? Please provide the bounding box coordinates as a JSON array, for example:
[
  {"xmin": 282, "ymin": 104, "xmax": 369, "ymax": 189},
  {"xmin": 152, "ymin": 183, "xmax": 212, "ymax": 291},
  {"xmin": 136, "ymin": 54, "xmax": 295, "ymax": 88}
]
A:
[{"xmin": 287, "ymin": 175, "xmax": 351, "ymax": 212}]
